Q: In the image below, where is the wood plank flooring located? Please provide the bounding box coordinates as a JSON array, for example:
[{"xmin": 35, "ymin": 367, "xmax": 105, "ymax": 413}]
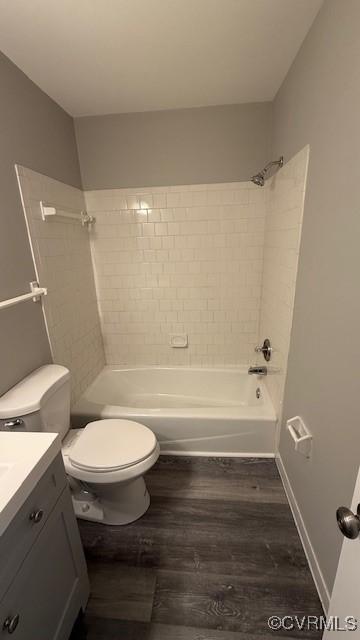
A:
[{"xmin": 70, "ymin": 456, "xmax": 323, "ymax": 639}]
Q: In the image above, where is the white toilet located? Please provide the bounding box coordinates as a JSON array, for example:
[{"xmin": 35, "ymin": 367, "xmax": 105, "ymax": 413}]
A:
[{"xmin": 0, "ymin": 364, "xmax": 160, "ymax": 525}]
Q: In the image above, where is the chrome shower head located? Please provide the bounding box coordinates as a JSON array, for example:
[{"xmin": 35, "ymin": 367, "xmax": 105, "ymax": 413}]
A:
[
  {"xmin": 251, "ymin": 172, "xmax": 265, "ymax": 187},
  {"xmin": 250, "ymin": 156, "xmax": 284, "ymax": 187}
]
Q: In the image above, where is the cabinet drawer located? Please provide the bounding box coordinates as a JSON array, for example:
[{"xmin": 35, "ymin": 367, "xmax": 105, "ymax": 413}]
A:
[{"xmin": 0, "ymin": 453, "xmax": 66, "ymax": 600}]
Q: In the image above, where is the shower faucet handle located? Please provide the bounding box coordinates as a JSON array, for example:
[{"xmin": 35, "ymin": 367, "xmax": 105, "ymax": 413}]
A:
[{"xmin": 254, "ymin": 338, "xmax": 272, "ymax": 362}]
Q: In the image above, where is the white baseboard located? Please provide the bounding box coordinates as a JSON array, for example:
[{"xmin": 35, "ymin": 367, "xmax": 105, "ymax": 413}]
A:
[
  {"xmin": 276, "ymin": 454, "xmax": 330, "ymax": 613},
  {"xmin": 160, "ymin": 450, "xmax": 275, "ymax": 458}
]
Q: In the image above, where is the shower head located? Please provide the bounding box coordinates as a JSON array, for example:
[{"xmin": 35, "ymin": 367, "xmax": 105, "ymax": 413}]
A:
[
  {"xmin": 251, "ymin": 172, "xmax": 265, "ymax": 187},
  {"xmin": 251, "ymin": 156, "xmax": 284, "ymax": 187}
]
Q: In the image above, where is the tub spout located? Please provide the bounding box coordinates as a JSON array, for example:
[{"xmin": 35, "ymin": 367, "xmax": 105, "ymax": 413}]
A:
[{"xmin": 248, "ymin": 365, "xmax": 267, "ymax": 376}]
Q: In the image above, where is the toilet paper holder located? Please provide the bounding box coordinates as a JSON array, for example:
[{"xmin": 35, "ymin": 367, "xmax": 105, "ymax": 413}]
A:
[{"xmin": 286, "ymin": 416, "xmax": 312, "ymax": 458}]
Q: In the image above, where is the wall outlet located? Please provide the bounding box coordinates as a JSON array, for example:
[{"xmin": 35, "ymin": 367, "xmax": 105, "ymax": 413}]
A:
[{"xmin": 169, "ymin": 333, "xmax": 188, "ymax": 348}]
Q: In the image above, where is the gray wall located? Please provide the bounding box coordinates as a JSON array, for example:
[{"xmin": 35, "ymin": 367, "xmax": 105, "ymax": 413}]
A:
[
  {"xmin": 273, "ymin": 0, "xmax": 360, "ymax": 595},
  {"xmin": 75, "ymin": 102, "xmax": 272, "ymax": 189},
  {"xmin": 0, "ymin": 52, "xmax": 82, "ymax": 395}
]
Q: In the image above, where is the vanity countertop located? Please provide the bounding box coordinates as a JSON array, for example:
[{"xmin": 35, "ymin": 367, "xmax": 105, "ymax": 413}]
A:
[{"xmin": 0, "ymin": 432, "xmax": 60, "ymax": 535}]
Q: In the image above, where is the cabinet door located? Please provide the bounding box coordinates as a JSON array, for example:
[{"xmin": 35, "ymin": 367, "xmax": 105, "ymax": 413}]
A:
[
  {"xmin": 0, "ymin": 488, "xmax": 89, "ymax": 640},
  {"xmin": 0, "ymin": 454, "xmax": 67, "ymax": 601}
]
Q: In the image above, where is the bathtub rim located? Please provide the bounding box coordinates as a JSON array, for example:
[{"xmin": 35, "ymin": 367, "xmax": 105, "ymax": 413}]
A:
[
  {"xmin": 71, "ymin": 365, "xmax": 277, "ymax": 457},
  {"xmin": 72, "ymin": 364, "xmax": 277, "ymax": 422}
]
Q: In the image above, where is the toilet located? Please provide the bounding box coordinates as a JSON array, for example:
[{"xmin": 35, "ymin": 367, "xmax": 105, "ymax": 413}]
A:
[{"xmin": 0, "ymin": 364, "xmax": 160, "ymax": 525}]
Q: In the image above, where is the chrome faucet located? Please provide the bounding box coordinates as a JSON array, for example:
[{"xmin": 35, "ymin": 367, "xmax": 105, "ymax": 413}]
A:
[
  {"xmin": 254, "ymin": 338, "xmax": 272, "ymax": 362},
  {"xmin": 248, "ymin": 365, "xmax": 267, "ymax": 376}
]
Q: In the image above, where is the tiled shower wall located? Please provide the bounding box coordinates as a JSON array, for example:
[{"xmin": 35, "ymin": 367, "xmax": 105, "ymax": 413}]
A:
[
  {"xmin": 17, "ymin": 166, "xmax": 105, "ymax": 403},
  {"xmin": 258, "ymin": 146, "xmax": 309, "ymax": 416},
  {"xmin": 85, "ymin": 184, "xmax": 267, "ymax": 365}
]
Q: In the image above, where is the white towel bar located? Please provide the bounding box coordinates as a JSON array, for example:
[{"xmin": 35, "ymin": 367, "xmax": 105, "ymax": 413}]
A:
[
  {"xmin": 0, "ymin": 282, "xmax": 47, "ymax": 311},
  {"xmin": 40, "ymin": 201, "xmax": 95, "ymax": 226}
]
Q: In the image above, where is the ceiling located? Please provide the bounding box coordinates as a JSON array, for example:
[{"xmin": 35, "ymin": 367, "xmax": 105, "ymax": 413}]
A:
[{"xmin": 0, "ymin": 0, "xmax": 323, "ymax": 117}]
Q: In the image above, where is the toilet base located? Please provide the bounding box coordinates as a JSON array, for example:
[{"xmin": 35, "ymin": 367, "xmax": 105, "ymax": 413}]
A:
[{"xmin": 71, "ymin": 476, "xmax": 151, "ymax": 525}]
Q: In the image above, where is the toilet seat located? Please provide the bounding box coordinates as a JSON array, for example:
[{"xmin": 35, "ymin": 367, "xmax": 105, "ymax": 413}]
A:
[
  {"xmin": 62, "ymin": 419, "xmax": 160, "ymax": 485},
  {"xmin": 69, "ymin": 419, "xmax": 157, "ymax": 473}
]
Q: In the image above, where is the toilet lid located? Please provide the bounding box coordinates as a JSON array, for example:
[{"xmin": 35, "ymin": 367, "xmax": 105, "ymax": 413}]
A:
[{"xmin": 69, "ymin": 419, "xmax": 157, "ymax": 472}]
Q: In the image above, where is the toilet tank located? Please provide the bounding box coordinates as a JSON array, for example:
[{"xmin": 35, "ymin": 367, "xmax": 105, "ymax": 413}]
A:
[{"xmin": 0, "ymin": 365, "xmax": 71, "ymax": 438}]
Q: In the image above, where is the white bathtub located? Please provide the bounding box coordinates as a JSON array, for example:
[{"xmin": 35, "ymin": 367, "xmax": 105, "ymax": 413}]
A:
[{"xmin": 72, "ymin": 366, "xmax": 277, "ymax": 456}]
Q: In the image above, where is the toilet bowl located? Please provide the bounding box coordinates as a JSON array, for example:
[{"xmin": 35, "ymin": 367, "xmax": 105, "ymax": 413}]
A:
[
  {"xmin": 0, "ymin": 364, "xmax": 160, "ymax": 526},
  {"xmin": 62, "ymin": 419, "xmax": 160, "ymax": 525}
]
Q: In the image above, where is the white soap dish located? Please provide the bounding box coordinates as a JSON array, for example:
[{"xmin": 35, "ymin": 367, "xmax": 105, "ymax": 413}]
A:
[
  {"xmin": 286, "ymin": 416, "xmax": 312, "ymax": 458},
  {"xmin": 169, "ymin": 333, "xmax": 188, "ymax": 348}
]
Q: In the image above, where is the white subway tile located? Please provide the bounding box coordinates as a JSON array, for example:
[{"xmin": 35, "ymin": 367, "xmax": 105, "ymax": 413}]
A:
[
  {"xmin": 78, "ymin": 171, "xmax": 307, "ymax": 370},
  {"xmin": 259, "ymin": 147, "xmax": 309, "ymax": 417},
  {"xmin": 18, "ymin": 168, "xmax": 105, "ymax": 404}
]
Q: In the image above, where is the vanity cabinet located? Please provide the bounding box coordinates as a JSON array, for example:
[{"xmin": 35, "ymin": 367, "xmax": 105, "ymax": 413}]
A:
[{"xmin": 0, "ymin": 454, "xmax": 89, "ymax": 639}]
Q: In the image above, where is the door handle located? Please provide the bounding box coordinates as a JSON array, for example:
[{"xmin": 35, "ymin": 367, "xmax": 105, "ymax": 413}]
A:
[{"xmin": 336, "ymin": 504, "xmax": 360, "ymax": 539}]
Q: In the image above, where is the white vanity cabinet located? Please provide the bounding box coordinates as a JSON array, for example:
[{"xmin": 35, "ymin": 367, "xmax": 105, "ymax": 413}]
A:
[{"xmin": 0, "ymin": 453, "xmax": 89, "ymax": 639}]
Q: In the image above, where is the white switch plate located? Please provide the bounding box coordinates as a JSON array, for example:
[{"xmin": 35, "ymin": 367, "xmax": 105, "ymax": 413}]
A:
[{"xmin": 169, "ymin": 333, "xmax": 188, "ymax": 348}]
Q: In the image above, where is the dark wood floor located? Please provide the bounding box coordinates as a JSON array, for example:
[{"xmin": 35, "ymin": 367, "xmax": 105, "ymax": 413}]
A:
[{"xmin": 70, "ymin": 456, "xmax": 323, "ymax": 639}]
